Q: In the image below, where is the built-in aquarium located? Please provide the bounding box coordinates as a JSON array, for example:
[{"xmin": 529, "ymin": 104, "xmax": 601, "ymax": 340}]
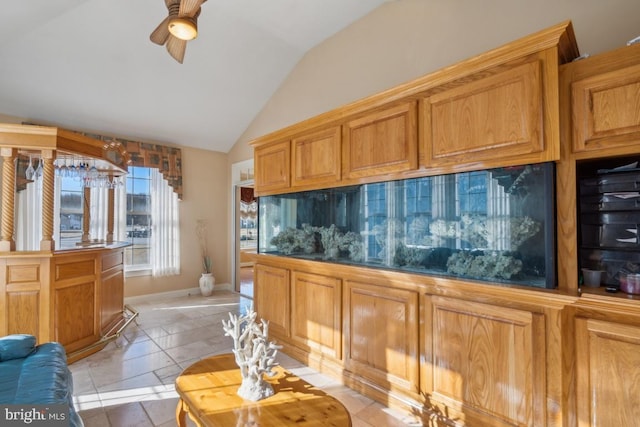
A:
[{"xmin": 258, "ymin": 163, "xmax": 556, "ymax": 288}]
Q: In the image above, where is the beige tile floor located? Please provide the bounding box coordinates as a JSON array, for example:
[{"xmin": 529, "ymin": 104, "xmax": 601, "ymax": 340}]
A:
[{"xmin": 69, "ymin": 290, "xmax": 423, "ymax": 427}]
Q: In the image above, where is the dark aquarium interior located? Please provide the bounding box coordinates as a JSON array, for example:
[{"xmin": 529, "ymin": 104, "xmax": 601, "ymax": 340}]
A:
[{"xmin": 259, "ymin": 163, "xmax": 556, "ymax": 288}]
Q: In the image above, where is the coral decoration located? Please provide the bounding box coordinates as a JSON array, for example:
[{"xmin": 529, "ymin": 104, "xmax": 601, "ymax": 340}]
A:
[{"xmin": 222, "ymin": 306, "xmax": 282, "ymax": 401}]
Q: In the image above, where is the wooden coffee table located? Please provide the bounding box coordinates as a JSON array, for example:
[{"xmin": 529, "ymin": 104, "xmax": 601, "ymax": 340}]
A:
[{"xmin": 175, "ymin": 353, "xmax": 352, "ymax": 426}]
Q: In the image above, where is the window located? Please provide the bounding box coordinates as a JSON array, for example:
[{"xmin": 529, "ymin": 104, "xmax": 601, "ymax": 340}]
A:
[
  {"xmin": 125, "ymin": 166, "xmax": 152, "ymax": 269},
  {"xmin": 59, "ymin": 177, "xmax": 84, "ymax": 246},
  {"xmin": 56, "ymin": 165, "xmax": 174, "ymax": 274}
]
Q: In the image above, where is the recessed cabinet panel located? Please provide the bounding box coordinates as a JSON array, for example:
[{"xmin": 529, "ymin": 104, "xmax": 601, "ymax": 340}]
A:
[
  {"xmin": 344, "ymin": 280, "xmax": 419, "ymax": 394},
  {"xmin": 292, "ymin": 126, "xmax": 341, "ymax": 189},
  {"xmin": 254, "ymin": 264, "xmax": 290, "ymax": 338},
  {"xmin": 576, "ymin": 317, "xmax": 640, "ymax": 427},
  {"xmin": 7, "ymin": 292, "xmax": 39, "ymax": 337},
  {"xmin": 55, "ymin": 281, "xmax": 97, "ymax": 351},
  {"xmin": 291, "ymin": 271, "xmax": 342, "ymax": 359},
  {"xmin": 572, "ymin": 63, "xmax": 640, "ymax": 152},
  {"xmin": 343, "ymin": 102, "xmax": 417, "ymax": 180},
  {"xmin": 424, "ymin": 61, "xmax": 543, "ymax": 167},
  {"xmin": 254, "ymin": 140, "xmax": 290, "ymax": 195},
  {"xmin": 101, "ymin": 270, "xmax": 124, "ymax": 332},
  {"xmin": 425, "ymin": 296, "xmax": 545, "ymax": 427}
]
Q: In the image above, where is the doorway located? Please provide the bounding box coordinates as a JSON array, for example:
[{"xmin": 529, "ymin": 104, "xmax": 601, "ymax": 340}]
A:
[{"xmin": 237, "ymin": 185, "xmax": 257, "ymax": 297}]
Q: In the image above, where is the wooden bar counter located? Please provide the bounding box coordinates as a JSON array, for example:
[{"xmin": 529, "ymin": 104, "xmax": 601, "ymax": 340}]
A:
[
  {"xmin": 0, "ymin": 123, "xmax": 134, "ymax": 362},
  {"xmin": 175, "ymin": 353, "xmax": 352, "ymax": 427},
  {"xmin": 0, "ymin": 242, "xmax": 132, "ymax": 362}
]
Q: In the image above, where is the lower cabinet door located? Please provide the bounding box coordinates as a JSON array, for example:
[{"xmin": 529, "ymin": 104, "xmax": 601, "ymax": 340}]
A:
[
  {"xmin": 254, "ymin": 264, "xmax": 290, "ymax": 338},
  {"xmin": 344, "ymin": 279, "xmax": 419, "ymax": 395},
  {"xmin": 291, "ymin": 271, "xmax": 342, "ymax": 359},
  {"xmin": 575, "ymin": 317, "xmax": 640, "ymax": 427},
  {"xmin": 424, "ymin": 295, "xmax": 546, "ymax": 427}
]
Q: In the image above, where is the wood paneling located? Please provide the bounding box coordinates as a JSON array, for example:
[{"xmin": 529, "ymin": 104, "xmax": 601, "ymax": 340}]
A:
[
  {"xmin": 572, "ymin": 63, "xmax": 640, "ymax": 153},
  {"xmin": 424, "ymin": 295, "xmax": 546, "ymax": 427},
  {"xmin": 575, "ymin": 317, "xmax": 640, "ymax": 427},
  {"xmin": 424, "ymin": 60, "xmax": 544, "ymax": 168},
  {"xmin": 55, "ymin": 258, "xmax": 95, "ymax": 281},
  {"xmin": 344, "ymin": 279, "xmax": 419, "ymax": 394},
  {"xmin": 6, "ymin": 264, "xmax": 40, "ymax": 283},
  {"xmin": 101, "ymin": 269, "xmax": 123, "ymax": 332},
  {"xmin": 291, "ymin": 271, "xmax": 341, "ymax": 359},
  {"xmin": 254, "ymin": 140, "xmax": 290, "ymax": 195},
  {"xmin": 102, "ymin": 249, "xmax": 123, "ymax": 272},
  {"xmin": 343, "ymin": 102, "xmax": 417, "ymax": 180},
  {"xmin": 100, "ymin": 248, "xmax": 124, "ymax": 332},
  {"xmin": 7, "ymin": 292, "xmax": 39, "ymax": 337},
  {"xmin": 292, "ymin": 126, "xmax": 341, "ymax": 189},
  {"xmin": 54, "ymin": 281, "xmax": 97, "ymax": 351},
  {"xmin": 255, "ymin": 264, "xmax": 290, "ymax": 338}
]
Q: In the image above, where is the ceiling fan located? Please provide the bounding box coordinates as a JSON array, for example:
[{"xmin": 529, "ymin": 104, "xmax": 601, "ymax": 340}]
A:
[{"xmin": 150, "ymin": 0, "xmax": 208, "ymax": 64}]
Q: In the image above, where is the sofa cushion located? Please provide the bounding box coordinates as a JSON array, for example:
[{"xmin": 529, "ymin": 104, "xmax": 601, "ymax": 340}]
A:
[
  {"xmin": 0, "ymin": 336, "xmax": 84, "ymax": 427},
  {"xmin": 0, "ymin": 334, "xmax": 36, "ymax": 361}
]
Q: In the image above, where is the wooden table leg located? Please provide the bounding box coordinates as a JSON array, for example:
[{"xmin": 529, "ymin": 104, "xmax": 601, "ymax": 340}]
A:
[{"xmin": 176, "ymin": 398, "xmax": 187, "ymax": 427}]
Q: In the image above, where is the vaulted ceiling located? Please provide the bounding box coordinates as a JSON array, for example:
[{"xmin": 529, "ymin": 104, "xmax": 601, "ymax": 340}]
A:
[
  {"xmin": 1, "ymin": 1, "xmax": 638, "ymax": 154},
  {"xmin": 0, "ymin": 0, "xmax": 388, "ymax": 152}
]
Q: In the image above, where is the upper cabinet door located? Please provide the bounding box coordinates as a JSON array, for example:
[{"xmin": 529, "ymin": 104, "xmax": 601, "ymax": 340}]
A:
[
  {"xmin": 342, "ymin": 102, "xmax": 418, "ymax": 180},
  {"xmin": 423, "ymin": 60, "xmax": 545, "ymax": 170},
  {"xmin": 254, "ymin": 140, "xmax": 290, "ymax": 196},
  {"xmin": 291, "ymin": 126, "xmax": 341, "ymax": 190},
  {"xmin": 572, "ymin": 63, "xmax": 640, "ymax": 153}
]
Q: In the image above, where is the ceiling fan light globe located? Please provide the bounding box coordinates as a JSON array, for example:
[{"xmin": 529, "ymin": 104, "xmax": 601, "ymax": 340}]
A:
[{"xmin": 168, "ymin": 18, "xmax": 197, "ymax": 41}]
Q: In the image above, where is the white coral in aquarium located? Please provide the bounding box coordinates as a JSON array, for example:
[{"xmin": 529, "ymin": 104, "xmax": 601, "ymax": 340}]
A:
[{"xmin": 430, "ymin": 215, "xmax": 540, "ymax": 251}]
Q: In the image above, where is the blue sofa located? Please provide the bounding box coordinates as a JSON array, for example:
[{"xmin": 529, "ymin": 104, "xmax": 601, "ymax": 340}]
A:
[{"xmin": 0, "ymin": 334, "xmax": 83, "ymax": 427}]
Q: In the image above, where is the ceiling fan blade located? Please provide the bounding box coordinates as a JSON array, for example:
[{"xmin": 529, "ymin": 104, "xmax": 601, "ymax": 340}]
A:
[
  {"xmin": 150, "ymin": 16, "xmax": 172, "ymax": 45},
  {"xmin": 166, "ymin": 35, "xmax": 187, "ymax": 64},
  {"xmin": 179, "ymin": 0, "xmax": 204, "ymax": 17}
]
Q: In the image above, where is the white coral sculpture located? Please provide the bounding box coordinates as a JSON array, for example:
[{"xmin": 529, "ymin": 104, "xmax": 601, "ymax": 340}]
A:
[{"xmin": 222, "ymin": 306, "xmax": 282, "ymax": 401}]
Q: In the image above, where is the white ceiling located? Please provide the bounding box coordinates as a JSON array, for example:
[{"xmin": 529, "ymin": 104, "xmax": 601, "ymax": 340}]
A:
[{"xmin": 0, "ymin": 0, "xmax": 388, "ymax": 153}]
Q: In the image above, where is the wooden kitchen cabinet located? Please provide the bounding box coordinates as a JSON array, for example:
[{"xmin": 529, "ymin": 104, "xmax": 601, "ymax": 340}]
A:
[
  {"xmin": 254, "ymin": 263, "xmax": 290, "ymax": 338},
  {"xmin": 423, "ymin": 60, "xmax": 546, "ymax": 170},
  {"xmin": 290, "ymin": 270, "xmax": 342, "ymax": 359},
  {"xmin": 572, "ymin": 295, "xmax": 640, "ymax": 427},
  {"xmin": 344, "ymin": 278, "xmax": 420, "ymax": 397},
  {"xmin": 249, "ymin": 21, "xmax": 586, "ymax": 425},
  {"xmin": 254, "ymin": 140, "xmax": 290, "ymax": 196},
  {"xmin": 569, "ymin": 43, "xmax": 640, "ymax": 153},
  {"xmin": 423, "ymin": 295, "xmax": 547, "ymax": 427},
  {"xmin": 291, "ymin": 126, "xmax": 341, "ymax": 190},
  {"xmin": 342, "ymin": 102, "xmax": 417, "ymax": 181}
]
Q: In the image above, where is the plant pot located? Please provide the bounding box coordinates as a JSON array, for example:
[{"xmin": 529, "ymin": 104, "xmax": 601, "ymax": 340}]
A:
[{"xmin": 199, "ymin": 273, "xmax": 215, "ymax": 296}]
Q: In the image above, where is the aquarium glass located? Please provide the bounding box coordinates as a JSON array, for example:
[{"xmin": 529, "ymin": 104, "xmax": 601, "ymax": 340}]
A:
[{"xmin": 258, "ymin": 163, "xmax": 556, "ymax": 288}]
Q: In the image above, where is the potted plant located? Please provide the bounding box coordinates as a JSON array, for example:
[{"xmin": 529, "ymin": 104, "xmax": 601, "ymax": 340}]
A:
[{"xmin": 196, "ymin": 219, "xmax": 215, "ymax": 296}]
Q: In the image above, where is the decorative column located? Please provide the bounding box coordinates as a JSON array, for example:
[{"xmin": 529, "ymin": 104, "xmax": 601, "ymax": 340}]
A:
[
  {"xmin": 0, "ymin": 148, "xmax": 16, "ymax": 252},
  {"xmin": 82, "ymin": 186, "xmax": 91, "ymax": 242},
  {"xmin": 40, "ymin": 150, "xmax": 55, "ymax": 251},
  {"xmin": 106, "ymin": 175, "xmax": 115, "ymax": 243}
]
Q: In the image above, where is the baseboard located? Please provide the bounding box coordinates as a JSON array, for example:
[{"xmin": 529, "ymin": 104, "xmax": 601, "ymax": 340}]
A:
[{"xmin": 125, "ymin": 282, "xmax": 234, "ymax": 305}]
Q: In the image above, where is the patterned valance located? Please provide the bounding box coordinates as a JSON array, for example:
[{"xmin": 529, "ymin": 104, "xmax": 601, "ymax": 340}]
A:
[
  {"xmin": 124, "ymin": 141, "xmax": 183, "ymax": 200},
  {"xmin": 81, "ymin": 133, "xmax": 183, "ymax": 200},
  {"xmin": 19, "ymin": 123, "xmax": 184, "ymax": 200}
]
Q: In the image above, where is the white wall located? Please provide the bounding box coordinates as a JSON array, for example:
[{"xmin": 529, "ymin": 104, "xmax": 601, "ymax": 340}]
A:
[{"xmin": 228, "ymin": 0, "xmax": 640, "ymax": 162}]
